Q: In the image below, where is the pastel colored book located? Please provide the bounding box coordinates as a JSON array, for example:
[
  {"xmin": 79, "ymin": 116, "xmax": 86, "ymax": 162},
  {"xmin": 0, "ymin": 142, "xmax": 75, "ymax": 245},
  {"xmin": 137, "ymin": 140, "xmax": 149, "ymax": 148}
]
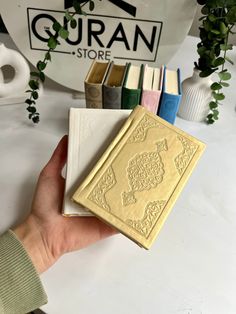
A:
[
  {"xmin": 84, "ymin": 60, "xmax": 110, "ymax": 109},
  {"xmin": 122, "ymin": 63, "xmax": 144, "ymax": 110},
  {"xmin": 63, "ymin": 108, "xmax": 131, "ymax": 216},
  {"xmin": 158, "ymin": 66, "xmax": 182, "ymax": 124},
  {"xmin": 103, "ymin": 61, "xmax": 128, "ymax": 109},
  {"xmin": 72, "ymin": 105, "xmax": 205, "ymax": 249},
  {"xmin": 141, "ymin": 65, "xmax": 163, "ymax": 114}
]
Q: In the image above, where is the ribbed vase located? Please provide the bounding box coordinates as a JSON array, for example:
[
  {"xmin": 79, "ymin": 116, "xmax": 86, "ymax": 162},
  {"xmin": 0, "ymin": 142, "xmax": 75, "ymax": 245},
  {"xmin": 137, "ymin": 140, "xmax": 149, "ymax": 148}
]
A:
[{"xmin": 178, "ymin": 68, "xmax": 213, "ymax": 122}]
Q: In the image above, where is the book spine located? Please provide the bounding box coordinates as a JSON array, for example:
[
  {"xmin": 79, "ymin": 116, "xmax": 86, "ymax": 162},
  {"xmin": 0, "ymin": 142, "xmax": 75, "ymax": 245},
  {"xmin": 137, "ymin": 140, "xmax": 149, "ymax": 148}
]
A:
[
  {"xmin": 84, "ymin": 82, "xmax": 103, "ymax": 109},
  {"xmin": 103, "ymin": 85, "xmax": 122, "ymax": 109},
  {"xmin": 158, "ymin": 92, "xmax": 182, "ymax": 124},
  {"xmin": 141, "ymin": 90, "xmax": 161, "ymax": 114},
  {"xmin": 122, "ymin": 87, "xmax": 141, "ymax": 109}
]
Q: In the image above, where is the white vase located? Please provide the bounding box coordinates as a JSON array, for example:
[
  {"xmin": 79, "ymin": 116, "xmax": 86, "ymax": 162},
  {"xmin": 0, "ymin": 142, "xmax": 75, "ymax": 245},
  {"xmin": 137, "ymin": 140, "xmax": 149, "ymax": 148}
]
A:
[
  {"xmin": 0, "ymin": 43, "xmax": 30, "ymax": 98},
  {"xmin": 178, "ymin": 68, "xmax": 213, "ymax": 122}
]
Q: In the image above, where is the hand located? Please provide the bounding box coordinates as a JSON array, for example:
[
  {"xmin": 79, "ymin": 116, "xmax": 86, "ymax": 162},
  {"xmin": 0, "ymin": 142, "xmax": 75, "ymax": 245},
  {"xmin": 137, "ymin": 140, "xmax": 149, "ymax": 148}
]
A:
[{"xmin": 13, "ymin": 136, "xmax": 117, "ymax": 274}]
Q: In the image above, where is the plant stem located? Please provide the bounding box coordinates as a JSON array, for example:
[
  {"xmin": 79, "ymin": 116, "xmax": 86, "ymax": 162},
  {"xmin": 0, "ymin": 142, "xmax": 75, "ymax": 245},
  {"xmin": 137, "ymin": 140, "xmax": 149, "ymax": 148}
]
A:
[
  {"xmin": 208, "ymin": 24, "xmax": 233, "ymax": 123},
  {"xmin": 26, "ymin": 0, "xmax": 92, "ymax": 123}
]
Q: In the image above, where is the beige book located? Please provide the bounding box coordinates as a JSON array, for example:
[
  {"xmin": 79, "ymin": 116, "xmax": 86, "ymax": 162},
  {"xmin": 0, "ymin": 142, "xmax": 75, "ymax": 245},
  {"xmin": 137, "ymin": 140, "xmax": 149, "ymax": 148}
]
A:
[
  {"xmin": 72, "ymin": 106, "xmax": 206, "ymax": 249},
  {"xmin": 84, "ymin": 60, "xmax": 110, "ymax": 108}
]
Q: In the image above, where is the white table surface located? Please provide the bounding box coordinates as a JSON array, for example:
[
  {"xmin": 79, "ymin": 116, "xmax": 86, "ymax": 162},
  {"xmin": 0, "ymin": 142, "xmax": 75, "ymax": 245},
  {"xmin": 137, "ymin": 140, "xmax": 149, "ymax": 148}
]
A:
[{"xmin": 0, "ymin": 34, "xmax": 236, "ymax": 314}]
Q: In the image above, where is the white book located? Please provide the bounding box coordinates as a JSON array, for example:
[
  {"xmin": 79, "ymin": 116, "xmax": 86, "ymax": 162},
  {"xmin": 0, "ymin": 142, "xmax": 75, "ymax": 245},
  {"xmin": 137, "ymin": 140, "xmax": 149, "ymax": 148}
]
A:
[{"xmin": 63, "ymin": 108, "xmax": 131, "ymax": 216}]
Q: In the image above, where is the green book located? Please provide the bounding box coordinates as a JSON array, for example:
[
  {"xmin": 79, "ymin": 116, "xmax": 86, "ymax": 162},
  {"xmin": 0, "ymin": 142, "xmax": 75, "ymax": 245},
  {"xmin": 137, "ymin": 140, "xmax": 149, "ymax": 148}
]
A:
[{"xmin": 122, "ymin": 63, "xmax": 144, "ymax": 109}]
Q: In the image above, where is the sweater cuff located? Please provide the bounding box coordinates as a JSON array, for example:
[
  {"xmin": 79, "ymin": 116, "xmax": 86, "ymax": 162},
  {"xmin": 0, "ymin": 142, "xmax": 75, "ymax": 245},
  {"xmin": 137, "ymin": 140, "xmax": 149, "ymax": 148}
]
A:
[{"xmin": 0, "ymin": 230, "xmax": 48, "ymax": 314}]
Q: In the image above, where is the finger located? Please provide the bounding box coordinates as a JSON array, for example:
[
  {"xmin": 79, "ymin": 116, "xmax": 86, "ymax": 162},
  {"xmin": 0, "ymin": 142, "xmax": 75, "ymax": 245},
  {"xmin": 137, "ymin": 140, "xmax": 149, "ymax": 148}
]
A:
[{"xmin": 43, "ymin": 135, "xmax": 68, "ymax": 177}]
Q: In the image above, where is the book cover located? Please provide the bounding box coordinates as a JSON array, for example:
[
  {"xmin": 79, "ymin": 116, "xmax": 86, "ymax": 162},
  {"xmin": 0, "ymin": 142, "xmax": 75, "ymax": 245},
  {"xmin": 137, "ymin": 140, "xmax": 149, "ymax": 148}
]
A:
[
  {"xmin": 158, "ymin": 66, "xmax": 182, "ymax": 124},
  {"xmin": 84, "ymin": 60, "xmax": 110, "ymax": 109},
  {"xmin": 122, "ymin": 63, "xmax": 144, "ymax": 110},
  {"xmin": 63, "ymin": 108, "xmax": 131, "ymax": 216},
  {"xmin": 141, "ymin": 65, "xmax": 163, "ymax": 114},
  {"xmin": 72, "ymin": 106, "xmax": 205, "ymax": 249},
  {"xmin": 103, "ymin": 61, "xmax": 128, "ymax": 109}
]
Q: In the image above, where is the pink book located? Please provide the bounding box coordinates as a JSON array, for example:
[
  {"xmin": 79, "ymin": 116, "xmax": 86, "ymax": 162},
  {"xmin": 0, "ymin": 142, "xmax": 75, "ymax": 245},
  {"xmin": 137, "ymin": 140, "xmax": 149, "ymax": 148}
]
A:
[{"xmin": 141, "ymin": 65, "xmax": 163, "ymax": 114}]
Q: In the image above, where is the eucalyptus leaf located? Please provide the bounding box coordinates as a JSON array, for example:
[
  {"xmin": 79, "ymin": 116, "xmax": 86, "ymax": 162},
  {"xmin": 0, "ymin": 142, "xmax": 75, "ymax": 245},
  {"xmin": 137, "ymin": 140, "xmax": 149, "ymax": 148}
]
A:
[
  {"xmin": 45, "ymin": 52, "xmax": 51, "ymax": 61},
  {"xmin": 210, "ymin": 82, "xmax": 222, "ymax": 90},
  {"xmin": 48, "ymin": 36, "xmax": 58, "ymax": 49},
  {"xmin": 212, "ymin": 57, "xmax": 225, "ymax": 66},
  {"xmin": 73, "ymin": 1, "xmax": 82, "ymax": 14},
  {"xmin": 199, "ymin": 68, "xmax": 215, "ymax": 77},
  {"xmin": 226, "ymin": 6, "xmax": 236, "ymax": 23},
  {"xmin": 197, "ymin": 46, "xmax": 207, "ymax": 55},
  {"xmin": 208, "ymin": 14, "xmax": 217, "ymax": 22},
  {"xmin": 59, "ymin": 28, "xmax": 69, "ymax": 39},
  {"xmin": 212, "ymin": 92, "xmax": 225, "ymax": 100},
  {"xmin": 25, "ymin": 99, "xmax": 33, "ymax": 105},
  {"xmin": 219, "ymin": 21, "xmax": 228, "ymax": 34},
  {"xmin": 32, "ymin": 91, "xmax": 39, "ymax": 100},
  {"xmin": 201, "ymin": 5, "xmax": 209, "ymax": 15},
  {"xmin": 207, "ymin": 119, "xmax": 215, "ymax": 124},
  {"xmin": 25, "ymin": 99, "xmax": 36, "ymax": 105},
  {"xmin": 37, "ymin": 61, "xmax": 46, "ymax": 71},
  {"xmin": 27, "ymin": 106, "xmax": 36, "ymax": 113},
  {"xmin": 203, "ymin": 19, "xmax": 212, "ymax": 31},
  {"xmin": 218, "ymin": 71, "xmax": 231, "ymax": 80},
  {"xmin": 220, "ymin": 43, "xmax": 233, "ymax": 50},
  {"xmin": 70, "ymin": 19, "xmax": 77, "ymax": 29},
  {"xmin": 211, "ymin": 29, "xmax": 221, "ymax": 34},
  {"xmin": 220, "ymin": 81, "xmax": 230, "ymax": 87},
  {"xmin": 207, "ymin": 113, "xmax": 214, "ymax": 124},
  {"xmin": 209, "ymin": 101, "xmax": 218, "ymax": 109},
  {"xmin": 39, "ymin": 72, "xmax": 45, "ymax": 82},
  {"xmin": 212, "ymin": 109, "xmax": 219, "ymax": 119},
  {"xmin": 32, "ymin": 115, "xmax": 40, "ymax": 124},
  {"xmin": 29, "ymin": 80, "xmax": 39, "ymax": 90},
  {"xmin": 197, "ymin": 0, "xmax": 206, "ymax": 5},
  {"xmin": 89, "ymin": 0, "xmax": 95, "ymax": 11},
  {"xmin": 53, "ymin": 21, "xmax": 62, "ymax": 32}
]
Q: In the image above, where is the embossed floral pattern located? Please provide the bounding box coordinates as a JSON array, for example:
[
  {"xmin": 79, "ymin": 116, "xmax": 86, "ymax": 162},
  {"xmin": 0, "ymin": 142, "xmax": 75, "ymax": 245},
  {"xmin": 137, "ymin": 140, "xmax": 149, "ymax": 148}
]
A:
[
  {"xmin": 126, "ymin": 200, "xmax": 166, "ymax": 237},
  {"xmin": 122, "ymin": 139, "xmax": 168, "ymax": 206},
  {"xmin": 88, "ymin": 166, "xmax": 116, "ymax": 211},
  {"xmin": 174, "ymin": 136, "xmax": 198, "ymax": 175},
  {"xmin": 127, "ymin": 114, "xmax": 163, "ymax": 144}
]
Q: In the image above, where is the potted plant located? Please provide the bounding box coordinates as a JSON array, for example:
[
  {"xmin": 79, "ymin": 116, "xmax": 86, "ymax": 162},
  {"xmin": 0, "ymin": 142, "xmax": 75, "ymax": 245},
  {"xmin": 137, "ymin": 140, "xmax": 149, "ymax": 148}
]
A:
[{"xmin": 178, "ymin": 0, "xmax": 236, "ymax": 124}]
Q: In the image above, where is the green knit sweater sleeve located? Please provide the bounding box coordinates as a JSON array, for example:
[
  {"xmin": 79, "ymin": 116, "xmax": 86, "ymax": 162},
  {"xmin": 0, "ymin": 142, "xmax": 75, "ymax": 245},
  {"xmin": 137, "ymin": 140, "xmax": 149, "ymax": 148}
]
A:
[{"xmin": 0, "ymin": 230, "xmax": 48, "ymax": 314}]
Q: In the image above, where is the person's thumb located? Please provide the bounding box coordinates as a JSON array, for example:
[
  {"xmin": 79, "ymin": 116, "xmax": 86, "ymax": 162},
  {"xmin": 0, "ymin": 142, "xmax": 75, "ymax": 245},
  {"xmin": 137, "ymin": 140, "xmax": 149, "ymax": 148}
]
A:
[{"xmin": 42, "ymin": 135, "xmax": 68, "ymax": 178}]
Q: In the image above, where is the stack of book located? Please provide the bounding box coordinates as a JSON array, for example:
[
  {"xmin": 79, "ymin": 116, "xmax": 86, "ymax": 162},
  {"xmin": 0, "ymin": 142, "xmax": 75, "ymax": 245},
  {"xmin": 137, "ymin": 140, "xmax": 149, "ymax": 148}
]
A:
[
  {"xmin": 84, "ymin": 60, "xmax": 182, "ymax": 125},
  {"xmin": 63, "ymin": 105, "xmax": 206, "ymax": 249}
]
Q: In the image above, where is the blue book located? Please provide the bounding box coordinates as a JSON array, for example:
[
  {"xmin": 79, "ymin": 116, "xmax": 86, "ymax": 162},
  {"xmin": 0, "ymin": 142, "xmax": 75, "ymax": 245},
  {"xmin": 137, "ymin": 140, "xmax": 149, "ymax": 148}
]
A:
[{"xmin": 158, "ymin": 66, "xmax": 182, "ymax": 124}]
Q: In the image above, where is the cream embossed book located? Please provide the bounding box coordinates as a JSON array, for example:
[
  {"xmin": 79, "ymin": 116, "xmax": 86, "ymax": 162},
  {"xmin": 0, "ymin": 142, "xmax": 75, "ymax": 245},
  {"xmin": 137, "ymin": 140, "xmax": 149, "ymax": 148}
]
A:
[
  {"xmin": 72, "ymin": 106, "xmax": 206, "ymax": 248},
  {"xmin": 63, "ymin": 108, "xmax": 131, "ymax": 216}
]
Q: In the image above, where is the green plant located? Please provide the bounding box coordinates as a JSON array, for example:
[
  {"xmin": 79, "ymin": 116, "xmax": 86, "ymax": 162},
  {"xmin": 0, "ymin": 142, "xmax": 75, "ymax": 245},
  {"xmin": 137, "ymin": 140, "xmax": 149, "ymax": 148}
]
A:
[
  {"xmin": 25, "ymin": 0, "xmax": 97, "ymax": 123},
  {"xmin": 194, "ymin": 0, "xmax": 236, "ymax": 124}
]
